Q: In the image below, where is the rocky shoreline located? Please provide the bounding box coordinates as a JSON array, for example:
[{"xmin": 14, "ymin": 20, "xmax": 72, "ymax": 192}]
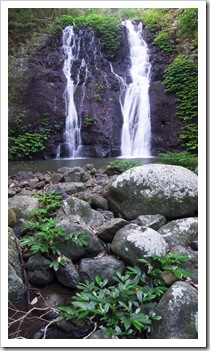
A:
[{"xmin": 8, "ymin": 163, "xmax": 198, "ymax": 339}]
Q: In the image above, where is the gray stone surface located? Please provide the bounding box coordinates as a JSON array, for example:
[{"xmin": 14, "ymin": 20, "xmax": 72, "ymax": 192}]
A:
[
  {"xmin": 56, "ymin": 219, "xmax": 105, "ymax": 261},
  {"xmin": 79, "ymin": 256, "xmax": 125, "ymax": 286},
  {"xmin": 62, "ymin": 196, "xmax": 105, "ymax": 227},
  {"xmin": 8, "ymin": 263, "xmax": 26, "ymax": 302},
  {"xmin": 55, "ymin": 261, "xmax": 79, "ymax": 288},
  {"xmin": 106, "ymin": 164, "xmax": 198, "ymax": 220},
  {"xmin": 26, "ymin": 254, "xmax": 55, "ymax": 285},
  {"xmin": 8, "ymin": 195, "xmax": 39, "ymax": 214},
  {"xmin": 97, "ymin": 218, "xmax": 129, "ymax": 242},
  {"xmin": 136, "ymin": 214, "xmax": 166, "ymax": 231},
  {"xmin": 111, "ymin": 224, "xmax": 168, "ymax": 267},
  {"xmin": 149, "ymin": 281, "xmax": 198, "ymax": 339},
  {"xmin": 158, "ymin": 217, "xmax": 198, "ymax": 248}
]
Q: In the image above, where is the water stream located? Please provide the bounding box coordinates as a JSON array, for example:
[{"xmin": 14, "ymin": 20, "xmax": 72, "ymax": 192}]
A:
[
  {"xmin": 120, "ymin": 20, "xmax": 151, "ymax": 157},
  {"xmin": 57, "ymin": 26, "xmax": 84, "ymax": 159}
]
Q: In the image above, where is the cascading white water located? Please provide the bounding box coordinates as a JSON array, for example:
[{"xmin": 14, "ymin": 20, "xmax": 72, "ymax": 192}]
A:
[
  {"xmin": 120, "ymin": 20, "xmax": 151, "ymax": 157},
  {"xmin": 59, "ymin": 26, "xmax": 82, "ymax": 158}
]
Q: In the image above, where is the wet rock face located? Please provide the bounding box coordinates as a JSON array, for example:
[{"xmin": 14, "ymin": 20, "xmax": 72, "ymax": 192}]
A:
[{"xmin": 143, "ymin": 26, "xmax": 182, "ymax": 155}]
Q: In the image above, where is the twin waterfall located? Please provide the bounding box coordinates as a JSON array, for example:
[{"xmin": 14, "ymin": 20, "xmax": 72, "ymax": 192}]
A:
[
  {"xmin": 121, "ymin": 21, "xmax": 151, "ymax": 157},
  {"xmin": 57, "ymin": 20, "xmax": 151, "ymax": 159}
]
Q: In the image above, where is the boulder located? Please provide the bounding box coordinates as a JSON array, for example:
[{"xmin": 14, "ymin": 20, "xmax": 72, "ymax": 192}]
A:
[
  {"xmin": 15, "ymin": 171, "xmax": 34, "ymax": 181},
  {"xmin": 79, "ymin": 256, "xmax": 125, "ymax": 286},
  {"xmin": 26, "ymin": 254, "xmax": 55, "ymax": 285},
  {"xmin": 136, "ymin": 214, "xmax": 166, "ymax": 231},
  {"xmin": 8, "ymin": 228, "xmax": 25, "ymax": 301},
  {"xmin": 158, "ymin": 217, "xmax": 198, "ymax": 248},
  {"xmin": 8, "ymin": 228, "xmax": 22, "ymax": 277},
  {"xmin": 62, "ymin": 196, "xmax": 105, "ymax": 227},
  {"xmin": 97, "ymin": 218, "xmax": 129, "ymax": 242},
  {"xmin": 47, "ymin": 182, "xmax": 85, "ymax": 196},
  {"xmin": 8, "ymin": 208, "xmax": 16, "ymax": 227},
  {"xmin": 55, "ymin": 261, "xmax": 80, "ymax": 288},
  {"xmin": 8, "ymin": 195, "xmax": 39, "ymax": 214},
  {"xmin": 106, "ymin": 164, "xmax": 198, "ymax": 220},
  {"xmin": 63, "ymin": 167, "xmax": 91, "ymax": 183},
  {"xmin": 56, "ymin": 219, "xmax": 105, "ymax": 261},
  {"xmin": 88, "ymin": 330, "xmax": 119, "ymax": 339},
  {"xmin": 8, "ymin": 264, "xmax": 26, "ymax": 302},
  {"xmin": 111, "ymin": 224, "xmax": 168, "ymax": 267},
  {"xmin": 149, "ymin": 281, "xmax": 198, "ymax": 339}
]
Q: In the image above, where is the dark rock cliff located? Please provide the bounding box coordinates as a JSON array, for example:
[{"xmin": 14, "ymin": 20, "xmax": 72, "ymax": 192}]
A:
[
  {"xmin": 8, "ymin": 24, "xmax": 181, "ymax": 159},
  {"xmin": 142, "ymin": 27, "xmax": 182, "ymax": 155}
]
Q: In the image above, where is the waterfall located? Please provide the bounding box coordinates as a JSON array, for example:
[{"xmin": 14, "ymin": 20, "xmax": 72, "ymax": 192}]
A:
[
  {"xmin": 120, "ymin": 20, "xmax": 151, "ymax": 157},
  {"xmin": 57, "ymin": 26, "xmax": 83, "ymax": 158}
]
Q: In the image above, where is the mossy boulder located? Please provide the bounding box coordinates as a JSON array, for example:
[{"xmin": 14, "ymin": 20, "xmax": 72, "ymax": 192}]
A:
[
  {"xmin": 106, "ymin": 164, "xmax": 198, "ymax": 220},
  {"xmin": 8, "ymin": 208, "xmax": 16, "ymax": 227}
]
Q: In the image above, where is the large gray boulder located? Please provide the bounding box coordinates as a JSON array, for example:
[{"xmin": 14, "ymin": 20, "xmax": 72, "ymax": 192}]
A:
[
  {"xmin": 8, "ymin": 195, "xmax": 39, "ymax": 214},
  {"xmin": 62, "ymin": 196, "xmax": 105, "ymax": 227},
  {"xmin": 55, "ymin": 261, "xmax": 80, "ymax": 288},
  {"xmin": 111, "ymin": 224, "xmax": 168, "ymax": 267},
  {"xmin": 97, "ymin": 218, "xmax": 129, "ymax": 242},
  {"xmin": 150, "ymin": 281, "xmax": 198, "ymax": 339},
  {"xmin": 79, "ymin": 256, "xmax": 125, "ymax": 286},
  {"xmin": 26, "ymin": 254, "xmax": 55, "ymax": 285},
  {"xmin": 158, "ymin": 217, "xmax": 198, "ymax": 248},
  {"xmin": 106, "ymin": 164, "xmax": 198, "ymax": 220},
  {"xmin": 56, "ymin": 219, "xmax": 105, "ymax": 261}
]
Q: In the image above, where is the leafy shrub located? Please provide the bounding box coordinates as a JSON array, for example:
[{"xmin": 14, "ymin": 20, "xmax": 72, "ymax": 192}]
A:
[
  {"xmin": 83, "ymin": 117, "xmax": 94, "ymax": 126},
  {"xmin": 58, "ymin": 254, "xmax": 192, "ymax": 338},
  {"xmin": 178, "ymin": 9, "xmax": 198, "ymax": 38},
  {"xmin": 153, "ymin": 31, "xmax": 175, "ymax": 52},
  {"xmin": 57, "ymin": 14, "xmax": 121, "ymax": 59},
  {"xmin": 9, "ymin": 132, "xmax": 49, "ymax": 160},
  {"xmin": 158, "ymin": 151, "xmax": 198, "ymax": 174}
]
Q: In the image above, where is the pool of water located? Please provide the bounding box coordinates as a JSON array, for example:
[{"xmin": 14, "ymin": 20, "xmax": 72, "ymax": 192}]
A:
[{"xmin": 8, "ymin": 157, "xmax": 159, "ymax": 176}]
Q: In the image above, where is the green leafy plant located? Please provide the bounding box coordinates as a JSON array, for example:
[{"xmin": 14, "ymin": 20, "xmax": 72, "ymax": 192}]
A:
[
  {"xmin": 153, "ymin": 31, "xmax": 175, "ymax": 52},
  {"xmin": 20, "ymin": 191, "xmax": 90, "ymax": 271},
  {"xmin": 93, "ymin": 94, "xmax": 102, "ymax": 102},
  {"xmin": 8, "ymin": 132, "xmax": 49, "ymax": 160},
  {"xmin": 58, "ymin": 269, "xmax": 163, "ymax": 338},
  {"xmin": 178, "ymin": 8, "xmax": 198, "ymax": 40},
  {"xmin": 139, "ymin": 253, "xmax": 193, "ymax": 280},
  {"xmin": 58, "ymin": 253, "xmax": 192, "ymax": 337},
  {"xmin": 158, "ymin": 151, "xmax": 198, "ymax": 174},
  {"xmin": 83, "ymin": 117, "xmax": 94, "ymax": 126},
  {"xmin": 49, "ymin": 255, "xmax": 70, "ymax": 271}
]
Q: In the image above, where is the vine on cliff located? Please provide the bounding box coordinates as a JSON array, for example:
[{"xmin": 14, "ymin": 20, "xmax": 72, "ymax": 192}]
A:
[{"xmin": 164, "ymin": 55, "xmax": 198, "ymax": 152}]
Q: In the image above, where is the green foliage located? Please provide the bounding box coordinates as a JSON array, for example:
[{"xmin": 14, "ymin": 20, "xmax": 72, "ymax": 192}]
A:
[
  {"xmin": 178, "ymin": 9, "xmax": 198, "ymax": 39},
  {"xmin": 83, "ymin": 117, "xmax": 95, "ymax": 126},
  {"xmin": 93, "ymin": 94, "xmax": 102, "ymax": 102},
  {"xmin": 139, "ymin": 253, "xmax": 192, "ymax": 280},
  {"xmin": 49, "ymin": 256, "xmax": 69, "ymax": 271},
  {"xmin": 153, "ymin": 31, "xmax": 175, "ymax": 52},
  {"xmin": 9, "ymin": 132, "xmax": 50, "ymax": 160},
  {"xmin": 57, "ymin": 14, "xmax": 121, "ymax": 59},
  {"xmin": 58, "ymin": 252, "xmax": 192, "ymax": 337},
  {"xmin": 164, "ymin": 55, "xmax": 198, "ymax": 152},
  {"xmin": 108, "ymin": 160, "xmax": 141, "ymax": 173},
  {"xmin": 139, "ymin": 9, "xmax": 168, "ymax": 31},
  {"xmin": 20, "ymin": 191, "xmax": 89, "ymax": 271},
  {"xmin": 58, "ymin": 268, "xmax": 164, "ymax": 338},
  {"xmin": 95, "ymin": 84, "xmax": 105, "ymax": 91},
  {"xmin": 158, "ymin": 151, "xmax": 198, "ymax": 174}
]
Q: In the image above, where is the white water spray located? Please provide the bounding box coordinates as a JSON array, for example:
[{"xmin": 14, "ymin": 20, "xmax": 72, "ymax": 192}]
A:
[
  {"xmin": 59, "ymin": 26, "xmax": 82, "ymax": 158},
  {"xmin": 121, "ymin": 20, "xmax": 151, "ymax": 157}
]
